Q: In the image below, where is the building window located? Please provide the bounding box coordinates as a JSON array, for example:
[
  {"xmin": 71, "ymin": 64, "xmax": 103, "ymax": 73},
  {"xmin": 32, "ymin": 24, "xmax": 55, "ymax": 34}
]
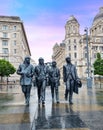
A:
[
  {"xmin": 14, "ymin": 26, "xmax": 16, "ymax": 30},
  {"xmin": 68, "ymin": 27, "xmax": 70, "ymax": 31},
  {"xmin": 74, "ymin": 45, "xmax": 77, "ymax": 50},
  {"xmin": 14, "ymin": 49, "xmax": 16, "ymax": 54},
  {"xmin": 68, "ymin": 46, "xmax": 71, "ymax": 50},
  {"xmin": 3, "ymin": 32, "xmax": 8, "ymax": 38},
  {"xmin": 2, "ymin": 25, "xmax": 8, "ymax": 30},
  {"xmin": 74, "ymin": 39, "xmax": 76, "ymax": 43},
  {"xmin": 68, "ymin": 39, "xmax": 71, "ymax": 44},
  {"xmin": 92, "ymin": 30, "xmax": 93, "ymax": 35},
  {"xmin": 13, "ymin": 33, "xmax": 16, "ymax": 38},
  {"xmin": 94, "ymin": 46, "xmax": 98, "ymax": 50},
  {"xmin": 2, "ymin": 48, "xmax": 8, "ymax": 54},
  {"xmin": 99, "ymin": 46, "xmax": 103, "ymax": 51},
  {"xmin": 101, "ymin": 46, "xmax": 103, "ymax": 51},
  {"xmin": 2, "ymin": 40, "xmax": 8, "ymax": 46},
  {"xmin": 74, "ymin": 52, "xmax": 77, "ymax": 58},
  {"xmin": 13, "ymin": 40, "xmax": 16, "ymax": 45}
]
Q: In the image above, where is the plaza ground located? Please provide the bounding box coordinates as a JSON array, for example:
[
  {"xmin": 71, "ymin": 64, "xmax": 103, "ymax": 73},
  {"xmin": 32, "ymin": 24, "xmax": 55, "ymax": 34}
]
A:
[{"xmin": 0, "ymin": 82, "xmax": 103, "ymax": 130}]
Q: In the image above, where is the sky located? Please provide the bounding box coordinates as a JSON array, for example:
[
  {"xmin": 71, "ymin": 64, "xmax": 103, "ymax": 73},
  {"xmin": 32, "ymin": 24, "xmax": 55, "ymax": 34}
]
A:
[{"xmin": 0, "ymin": 0, "xmax": 103, "ymax": 63}]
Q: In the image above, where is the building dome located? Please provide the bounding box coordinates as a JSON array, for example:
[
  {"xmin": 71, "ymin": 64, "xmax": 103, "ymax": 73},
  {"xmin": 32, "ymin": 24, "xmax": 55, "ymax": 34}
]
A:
[{"xmin": 93, "ymin": 7, "xmax": 103, "ymax": 22}]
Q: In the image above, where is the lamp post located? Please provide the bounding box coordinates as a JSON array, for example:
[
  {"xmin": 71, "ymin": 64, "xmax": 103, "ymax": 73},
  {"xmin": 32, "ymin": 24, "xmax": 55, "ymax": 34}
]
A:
[{"xmin": 84, "ymin": 27, "xmax": 92, "ymax": 88}]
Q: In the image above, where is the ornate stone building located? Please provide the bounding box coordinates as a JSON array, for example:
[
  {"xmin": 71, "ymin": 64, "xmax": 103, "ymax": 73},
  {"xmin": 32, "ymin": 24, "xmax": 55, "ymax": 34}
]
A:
[
  {"xmin": 52, "ymin": 42, "xmax": 65, "ymax": 85},
  {"xmin": 0, "ymin": 16, "xmax": 34, "ymax": 81},
  {"xmin": 52, "ymin": 7, "xmax": 103, "ymax": 78}
]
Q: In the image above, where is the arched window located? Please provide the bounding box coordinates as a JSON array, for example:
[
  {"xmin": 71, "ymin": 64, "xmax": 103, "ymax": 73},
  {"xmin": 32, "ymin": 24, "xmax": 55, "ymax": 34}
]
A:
[
  {"xmin": 68, "ymin": 39, "xmax": 71, "ymax": 44},
  {"xmin": 74, "ymin": 45, "xmax": 77, "ymax": 50},
  {"xmin": 74, "ymin": 39, "xmax": 76, "ymax": 43},
  {"xmin": 74, "ymin": 52, "xmax": 77, "ymax": 58},
  {"xmin": 68, "ymin": 46, "xmax": 71, "ymax": 50}
]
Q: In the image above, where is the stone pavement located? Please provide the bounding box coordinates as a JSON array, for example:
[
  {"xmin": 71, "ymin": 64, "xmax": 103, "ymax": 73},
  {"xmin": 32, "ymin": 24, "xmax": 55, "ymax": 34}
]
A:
[{"xmin": 0, "ymin": 83, "xmax": 103, "ymax": 130}]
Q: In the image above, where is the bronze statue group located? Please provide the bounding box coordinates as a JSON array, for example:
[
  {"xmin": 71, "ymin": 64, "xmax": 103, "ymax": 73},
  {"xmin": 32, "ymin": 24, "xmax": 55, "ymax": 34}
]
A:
[{"xmin": 17, "ymin": 56, "xmax": 81, "ymax": 106}]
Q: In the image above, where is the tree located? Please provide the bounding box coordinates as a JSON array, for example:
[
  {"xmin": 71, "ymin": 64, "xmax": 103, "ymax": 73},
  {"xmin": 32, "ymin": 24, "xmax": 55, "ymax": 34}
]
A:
[
  {"xmin": 0, "ymin": 59, "xmax": 16, "ymax": 82},
  {"xmin": 93, "ymin": 53, "xmax": 103, "ymax": 76},
  {"xmin": 93, "ymin": 53, "xmax": 103, "ymax": 88}
]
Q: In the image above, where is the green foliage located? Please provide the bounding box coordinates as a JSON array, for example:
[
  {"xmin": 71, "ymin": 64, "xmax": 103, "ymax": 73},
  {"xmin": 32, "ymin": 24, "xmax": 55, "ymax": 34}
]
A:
[
  {"xmin": 0, "ymin": 59, "xmax": 16, "ymax": 77},
  {"xmin": 97, "ymin": 53, "xmax": 101, "ymax": 59},
  {"xmin": 93, "ymin": 53, "xmax": 103, "ymax": 76}
]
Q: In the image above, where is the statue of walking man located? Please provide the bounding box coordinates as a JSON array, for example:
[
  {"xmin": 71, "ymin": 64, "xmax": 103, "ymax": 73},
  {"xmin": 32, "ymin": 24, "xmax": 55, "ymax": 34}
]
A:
[
  {"xmin": 49, "ymin": 61, "xmax": 60, "ymax": 103},
  {"xmin": 17, "ymin": 56, "xmax": 34, "ymax": 106},
  {"xmin": 35, "ymin": 57, "xmax": 48, "ymax": 105},
  {"xmin": 63, "ymin": 56, "xmax": 78, "ymax": 104}
]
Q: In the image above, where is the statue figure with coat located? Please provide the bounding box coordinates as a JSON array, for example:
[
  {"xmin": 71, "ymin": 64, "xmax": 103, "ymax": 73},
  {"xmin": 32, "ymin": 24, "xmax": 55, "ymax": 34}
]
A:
[
  {"xmin": 49, "ymin": 61, "xmax": 60, "ymax": 103},
  {"xmin": 17, "ymin": 56, "xmax": 34, "ymax": 106},
  {"xmin": 63, "ymin": 56, "xmax": 79, "ymax": 104},
  {"xmin": 35, "ymin": 57, "xmax": 48, "ymax": 105}
]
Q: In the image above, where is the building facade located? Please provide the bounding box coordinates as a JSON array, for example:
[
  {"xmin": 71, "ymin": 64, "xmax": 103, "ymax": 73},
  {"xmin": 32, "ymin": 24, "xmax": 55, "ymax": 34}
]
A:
[
  {"xmin": 0, "ymin": 16, "xmax": 32, "ymax": 81},
  {"xmin": 52, "ymin": 7, "xmax": 103, "ymax": 78},
  {"xmin": 52, "ymin": 42, "xmax": 65, "ymax": 85}
]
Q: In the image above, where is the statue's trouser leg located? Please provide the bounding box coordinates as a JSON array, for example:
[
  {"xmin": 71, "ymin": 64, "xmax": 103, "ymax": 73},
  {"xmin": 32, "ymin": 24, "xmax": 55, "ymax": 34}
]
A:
[
  {"xmin": 65, "ymin": 80, "xmax": 70, "ymax": 100},
  {"xmin": 37, "ymin": 84, "xmax": 42, "ymax": 103},
  {"xmin": 69, "ymin": 80, "xmax": 74, "ymax": 103},
  {"xmin": 51, "ymin": 83, "xmax": 54, "ymax": 101},
  {"xmin": 26, "ymin": 85, "xmax": 32, "ymax": 104},
  {"xmin": 55, "ymin": 83, "xmax": 59, "ymax": 102},
  {"xmin": 21, "ymin": 85, "xmax": 26, "ymax": 102},
  {"xmin": 41, "ymin": 80, "xmax": 46, "ymax": 102}
]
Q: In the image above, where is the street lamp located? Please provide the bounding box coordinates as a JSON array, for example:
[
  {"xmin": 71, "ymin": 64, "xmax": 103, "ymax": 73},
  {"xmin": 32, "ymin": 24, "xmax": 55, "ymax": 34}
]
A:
[{"xmin": 84, "ymin": 27, "xmax": 92, "ymax": 88}]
